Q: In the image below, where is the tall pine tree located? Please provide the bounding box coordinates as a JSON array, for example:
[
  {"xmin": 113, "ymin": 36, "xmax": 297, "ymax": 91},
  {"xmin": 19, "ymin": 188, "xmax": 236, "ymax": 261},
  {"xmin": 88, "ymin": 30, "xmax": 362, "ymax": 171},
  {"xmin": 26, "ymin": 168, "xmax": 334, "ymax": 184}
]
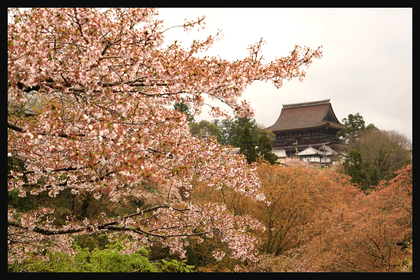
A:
[
  {"xmin": 256, "ymin": 130, "xmax": 278, "ymax": 164},
  {"xmin": 239, "ymin": 123, "xmax": 257, "ymax": 164}
]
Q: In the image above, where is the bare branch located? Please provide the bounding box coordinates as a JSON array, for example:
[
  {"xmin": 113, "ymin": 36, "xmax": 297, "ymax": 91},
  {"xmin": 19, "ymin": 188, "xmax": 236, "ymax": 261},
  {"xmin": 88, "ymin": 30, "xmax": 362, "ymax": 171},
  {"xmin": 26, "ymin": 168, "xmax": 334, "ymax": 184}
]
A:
[
  {"xmin": 8, "ymin": 204, "xmax": 197, "ymax": 238},
  {"xmin": 72, "ymin": 8, "xmax": 89, "ymax": 45},
  {"xmin": 8, "ymin": 219, "xmax": 86, "ymax": 236},
  {"xmin": 7, "ymin": 122, "xmax": 24, "ymax": 133}
]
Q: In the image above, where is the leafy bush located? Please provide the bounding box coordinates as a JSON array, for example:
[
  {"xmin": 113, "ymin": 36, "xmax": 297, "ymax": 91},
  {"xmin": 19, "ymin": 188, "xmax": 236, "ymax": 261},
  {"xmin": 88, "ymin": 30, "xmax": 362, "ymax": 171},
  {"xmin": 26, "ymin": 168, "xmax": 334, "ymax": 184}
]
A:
[{"xmin": 8, "ymin": 236, "xmax": 195, "ymax": 272}]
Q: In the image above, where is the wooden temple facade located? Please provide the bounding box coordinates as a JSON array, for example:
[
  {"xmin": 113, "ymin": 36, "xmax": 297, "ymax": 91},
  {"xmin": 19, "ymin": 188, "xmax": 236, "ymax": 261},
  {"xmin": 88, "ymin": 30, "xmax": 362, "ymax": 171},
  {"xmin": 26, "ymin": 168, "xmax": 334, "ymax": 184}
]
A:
[{"xmin": 266, "ymin": 99, "xmax": 345, "ymax": 164}]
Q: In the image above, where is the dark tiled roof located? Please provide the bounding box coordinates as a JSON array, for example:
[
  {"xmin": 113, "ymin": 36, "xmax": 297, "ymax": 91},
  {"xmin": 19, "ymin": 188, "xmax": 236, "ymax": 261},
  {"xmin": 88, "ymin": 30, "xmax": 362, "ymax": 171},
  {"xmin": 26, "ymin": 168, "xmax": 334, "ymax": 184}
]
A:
[{"xmin": 266, "ymin": 99, "xmax": 345, "ymax": 132}]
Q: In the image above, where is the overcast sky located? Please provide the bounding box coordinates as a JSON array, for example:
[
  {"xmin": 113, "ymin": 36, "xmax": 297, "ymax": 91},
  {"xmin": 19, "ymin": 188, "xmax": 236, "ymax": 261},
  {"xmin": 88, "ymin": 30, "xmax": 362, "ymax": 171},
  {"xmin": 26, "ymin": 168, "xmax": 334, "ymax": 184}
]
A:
[{"xmin": 156, "ymin": 8, "xmax": 412, "ymax": 141}]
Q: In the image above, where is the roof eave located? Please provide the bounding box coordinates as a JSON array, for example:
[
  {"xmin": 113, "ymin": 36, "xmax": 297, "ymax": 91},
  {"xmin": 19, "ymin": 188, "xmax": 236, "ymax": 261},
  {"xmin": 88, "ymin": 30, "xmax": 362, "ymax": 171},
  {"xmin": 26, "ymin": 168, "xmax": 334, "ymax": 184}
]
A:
[{"xmin": 269, "ymin": 122, "xmax": 345, "ymax": 133}]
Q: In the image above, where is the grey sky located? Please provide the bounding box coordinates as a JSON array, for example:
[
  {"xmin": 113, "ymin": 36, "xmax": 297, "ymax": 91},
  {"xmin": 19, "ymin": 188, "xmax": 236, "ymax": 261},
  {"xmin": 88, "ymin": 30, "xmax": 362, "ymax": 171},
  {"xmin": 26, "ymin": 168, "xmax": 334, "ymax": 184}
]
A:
[{"xmin": 157, "ymin": 8, "xmax": 412, "ymax": 141}]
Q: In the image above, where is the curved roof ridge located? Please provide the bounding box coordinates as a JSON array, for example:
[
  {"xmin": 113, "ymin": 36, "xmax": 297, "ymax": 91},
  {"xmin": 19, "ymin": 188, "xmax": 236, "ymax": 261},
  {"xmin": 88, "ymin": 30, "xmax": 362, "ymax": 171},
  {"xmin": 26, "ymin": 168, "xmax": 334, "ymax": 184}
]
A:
[
  {"xmin": 282, "ymin": 99, "xmax": 331, "ymax": 109},
  {"xmin": 266, "ymin": 99, "xmax": 344, "ymax": 132}
]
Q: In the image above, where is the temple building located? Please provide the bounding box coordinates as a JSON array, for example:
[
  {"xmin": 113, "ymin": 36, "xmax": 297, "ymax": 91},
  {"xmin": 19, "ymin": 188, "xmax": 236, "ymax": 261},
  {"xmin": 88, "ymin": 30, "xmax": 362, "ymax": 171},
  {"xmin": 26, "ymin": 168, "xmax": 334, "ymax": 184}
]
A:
[{"xmin": 266, "ymin": 99, "xmax": 345, "ymax": 165}]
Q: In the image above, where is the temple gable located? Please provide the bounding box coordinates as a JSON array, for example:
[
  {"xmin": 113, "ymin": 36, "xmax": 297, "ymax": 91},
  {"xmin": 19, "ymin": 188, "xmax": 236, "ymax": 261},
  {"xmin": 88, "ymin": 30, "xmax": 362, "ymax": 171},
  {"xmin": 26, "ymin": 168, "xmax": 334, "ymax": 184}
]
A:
[{"xmin": 266, "ymin": 99, "xmax": 345, "ymax": 165}]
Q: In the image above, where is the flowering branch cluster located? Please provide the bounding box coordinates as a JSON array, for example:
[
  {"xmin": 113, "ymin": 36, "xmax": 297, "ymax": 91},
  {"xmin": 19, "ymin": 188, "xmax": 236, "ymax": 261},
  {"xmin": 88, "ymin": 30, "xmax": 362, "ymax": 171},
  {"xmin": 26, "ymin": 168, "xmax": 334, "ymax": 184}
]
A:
[{"xmin": 8, "ymin": 8, "xmax": 322, "ymax": 264}]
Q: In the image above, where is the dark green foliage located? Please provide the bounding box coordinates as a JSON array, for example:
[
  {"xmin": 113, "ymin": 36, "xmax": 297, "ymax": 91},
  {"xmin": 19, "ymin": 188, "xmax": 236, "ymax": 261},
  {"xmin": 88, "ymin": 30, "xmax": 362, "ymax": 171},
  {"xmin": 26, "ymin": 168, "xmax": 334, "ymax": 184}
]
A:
[
  {"xmin": 184, "ymin": 235, "xmax": 244, "ymax": 272},
  {"xmin": 239, "ymin": 123, "xmax": 257, "ymax": 164},
  {"xmin": 184, "ymin": 236, "xmax": 217, "ymax": 269},
  {"xmin": 211, "ymin": 116, "xmax": 259, "ymax": 146},
  {"xmin": 228, "ymin": 116, "xmax": 259, "ymax": 147},
  {"xmin": 256, "ymin": 130, "xmax": 278, "ymax": 164},
  {"xmin": 7, "ymin": 155, "xmax": 26, "ymax": 177},
  {"xmin": 8, "ymin": 189, "xmax": 37, "ymax": 213},
  {"xmin": 366, "ymin": 167, "xmax": 381, "ymax": 187},
  {"xmin": 73, "ymin": 233, "xmax": 110, "ymax": 252},
  {"xmin": 336, "ymin": 112, "xmax": 377, "ymax": 139},
  {"xmin": 230, "ymin": 117, "xmax": 253, "ymax": 147},
  {"xmin": 343, "ymin": 150, "xmax": 367, "ymax": 190},
  {"xmin": 157, "ymin": 259, "xmax": 196, "ymax": 273},
  {"xmin": 343, "ymin": 150, "xmax": 382, "ymax": 192},
  {"xmin": 173, "ymin": 98, "xmax": 195, "ymax": 124}
]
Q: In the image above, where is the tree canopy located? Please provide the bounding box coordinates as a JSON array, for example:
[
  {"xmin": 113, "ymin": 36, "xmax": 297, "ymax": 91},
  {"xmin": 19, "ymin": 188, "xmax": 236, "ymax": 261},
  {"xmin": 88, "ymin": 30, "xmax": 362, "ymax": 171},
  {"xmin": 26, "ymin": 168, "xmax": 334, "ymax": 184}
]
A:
[
  {"xmin": 344, "ymin": 130, "xmax": 411, "ymax": 191},
  {"xmin": 336, "ymin": 112, "xmax": 377, "ymax": 139},
  {"xmin": 256, "ymin": 130, "xmax": 278, "ymax": 165}
]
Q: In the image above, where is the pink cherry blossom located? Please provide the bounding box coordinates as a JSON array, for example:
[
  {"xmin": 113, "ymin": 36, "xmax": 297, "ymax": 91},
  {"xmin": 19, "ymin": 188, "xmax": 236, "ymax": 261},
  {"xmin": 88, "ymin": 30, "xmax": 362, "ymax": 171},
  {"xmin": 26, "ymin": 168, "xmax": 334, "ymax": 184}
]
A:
[{"xmin": 8, "ymin": 8, "xmax": 322, "ymax": 265}]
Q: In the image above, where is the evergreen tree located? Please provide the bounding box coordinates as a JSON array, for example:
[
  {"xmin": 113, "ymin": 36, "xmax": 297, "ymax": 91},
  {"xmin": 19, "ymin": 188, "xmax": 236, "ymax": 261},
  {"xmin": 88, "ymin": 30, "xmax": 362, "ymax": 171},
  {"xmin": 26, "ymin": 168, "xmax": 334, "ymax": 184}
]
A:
[
  {"xmin": 343, "ymin": 149, "xmax": 368, "ymax": 190},
  {"xmin": 239, "ymin": 123, "xmax": 257, "ymax": 164},
  {"xmin": 173, "ymin": 98, "xmax": 195, "ymax": 124},
  {"xmin": 224, "ymin": 116, "xmax": 258, "ymax": 147},
  {"xmin": 256, "ymin": 130, "xmax": 278, "ymax": 164},
  {"xmin": 213, "ymin": 116, "xmax": 265, "ymax": 147},
  {"xmin": 336, "ymin": 112, "xmax": 377, "ymax": 139}
]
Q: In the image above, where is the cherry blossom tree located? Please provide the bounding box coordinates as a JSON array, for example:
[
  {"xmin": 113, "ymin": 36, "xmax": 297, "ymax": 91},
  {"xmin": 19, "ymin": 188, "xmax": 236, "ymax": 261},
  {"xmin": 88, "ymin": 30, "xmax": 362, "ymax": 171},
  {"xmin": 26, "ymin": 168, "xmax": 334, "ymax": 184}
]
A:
[{"xmin": 8, "ymin": 8, "xmax": 322, "ymax": 266}]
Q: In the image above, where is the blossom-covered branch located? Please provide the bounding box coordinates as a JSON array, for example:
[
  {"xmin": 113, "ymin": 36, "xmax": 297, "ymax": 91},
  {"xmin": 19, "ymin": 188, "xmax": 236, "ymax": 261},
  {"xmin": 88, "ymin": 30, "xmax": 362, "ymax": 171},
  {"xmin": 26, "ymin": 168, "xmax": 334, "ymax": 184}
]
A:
[{"xmin": 8, "ymin": 7, "xmax": 322, "ymax": 264}]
